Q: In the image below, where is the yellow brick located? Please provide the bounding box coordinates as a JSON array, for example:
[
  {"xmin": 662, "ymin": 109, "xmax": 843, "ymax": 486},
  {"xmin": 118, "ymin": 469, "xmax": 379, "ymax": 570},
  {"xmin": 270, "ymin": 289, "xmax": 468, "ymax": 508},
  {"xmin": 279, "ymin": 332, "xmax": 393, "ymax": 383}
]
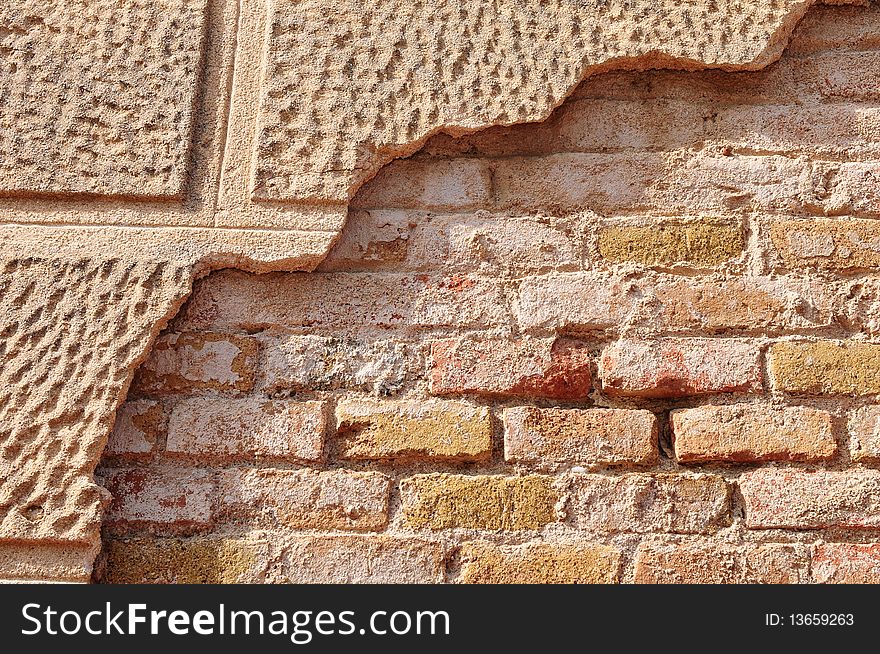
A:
[
  {"xmin": 769, "ymin": 341, "xmax": 880, "ymax": 395},
  {"xmin": 598, "ymin": 220, "xmax": 744, "ymax": 267},
  {"xmin": 336, "ymin": 399, "xmax": 491, "ymax": 461},
  {"xmin": 101, "ymin": 538, "xmax": 267, "ymax": 584},
  {"xmin": 459, "ymin": 541, "xmax": 620, "ymax": 583},
  {"xmin": 400, "ymin": 474, "xmax": 558, "ymax": 530},
  {"xmin": 771, "ymin": 219, "xmax": 880, "ymax": 271}
]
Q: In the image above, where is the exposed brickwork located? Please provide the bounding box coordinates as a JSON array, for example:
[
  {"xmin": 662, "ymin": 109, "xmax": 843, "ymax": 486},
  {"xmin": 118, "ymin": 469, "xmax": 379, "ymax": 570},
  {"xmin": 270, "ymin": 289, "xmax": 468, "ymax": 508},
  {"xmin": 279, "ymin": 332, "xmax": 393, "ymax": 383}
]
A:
[
  {"xmin": 217, "ymin": 468, "xmax": 392, "ymax": 532},
  {"xmin": 101, "ymin": 467, "xmax": 215, "ymax": 534},
  {"xmin": 634, "ymin": 541, "xmax": 810, "ymax": 584},
  {"xmin": 166, "ymin": 398, "xmax": 326, "ymax": 462},
  {"xmin": 599, "ymin": 339, "xmax": 763, "ymax": 398},
  {"xmin": 503, "ymin": 407, "xmax": 658, "ymax": 466},
  {"xmin": 105, "ymin": 400, "xmax": 166, "ymax": 459},
  {"xmin": 672, "ymin": 404, "xmax": 836, "ymax": 463},
  {"xmin": 740, "ymin": 469, "xmax": 880, "ymax": 530},
  {"xmin": 811, "ymin": 543, "xmax": 880, "ymax": 584},
  {"xmin": 768, "ymin": 341, "xmax": 880, "ymax": 396},
  {"xmin": 336, "ymin": 399, "xmax": 491, "ymax": 461},
  {"xmin": 400, "ymin": 474, "xmax": 559, "ymax": 531},
  {"xmin": 429, "ymin": 337, "xmax": 592, "ymax": 400},
  {"xmin": 566, "ymin": 474, "xmax": 731, "ymax": 534},
  {"xmin": 132, "ymin": 333, "xmax": 258, "ymax": 396},
  {"xmin": 278, "ymin": 536, "xmax": 444, "ymax": 584},
  {"xmin": 459, "ymin": 541, "xmax": 621, "ymax": 584},
  {"xmin": 849, "ymin": 406, "xmax": 880, "ymax": 463},
  {"xmin": 85, "ymin": 3, "xmax": 880, "ymax": 585},
  {"xmin": 101, "ymin": 538, "xmax": 269, "ymax": 584},
  {"xmin": 597, "ymin": 220, "xmax": 745, "ymax": 268}
]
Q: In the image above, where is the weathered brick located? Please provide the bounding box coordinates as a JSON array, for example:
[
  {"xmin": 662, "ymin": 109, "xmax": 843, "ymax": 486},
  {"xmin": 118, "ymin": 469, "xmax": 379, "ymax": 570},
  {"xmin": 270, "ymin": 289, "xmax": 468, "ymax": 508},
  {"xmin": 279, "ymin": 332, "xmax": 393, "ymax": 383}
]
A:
[
  {"xmin": 514, "ymin": 273, "xmax": 638, "ymax": 333},
  {"xmin": 400, "ymin": 474, "xmax": 558, "ymax": 531},
  {"xmin": 555, "ymin": 98, "xmax": 704, "ymax": 152},
  {"xmin": 459, "ymin": 541, "xmax": 620, "ymax": 584},
  {"xmin": 567, "ymin": 473, "xmax": 731, "ymax": 534},
  {"xmin": 597, "ymin": 220, "xmax": 744, "ymax": 267},
  {"xmin": 101, "ymin": 467, "xmax": 214, "ymax": 531},
  {"xmin": 259, "ymin": 334, "xmax": 415, "ymax": 395},
  {"xmin": 788, "ymin": 4, "xmax": 880, "ymax": 54},
  {"xmin": 667, "ymin": 153, "xmax": 813, "ymax": 214},
  {"xmin": 515, "ymin": 273, "xmax": 832, "ymax": 334},
  {"xmin": 503, "ymin": 406, "xmax": 658, "ymax": 466},
  {"xmin": 493, "ymin": 152, "xmax": 660, "ymax": 213},
  {"xmin": 599, "ymin": 338, "xmax": 763, "ymax": 398},
  {"xmin": 812, "ymin": 543, "xmax": 880, "ymax": 584},
  {"xmin": 771, "ymin": 219, "xmax": 880, "ymax": 271},
  {"xmin": 320, "ymin": 210, "xmax": 582, "ymax": 276},
  {"xmin": 709, "ymin": 105, "xmax": 880, "ymax": 159},
  {"xmin": 740, "ymin": 468, "xmax": 880, "ymax": 529},
  {"xmin": 351, "ymin": 158, "xmax": 492, "ymax": 210},
  {"xmin": 816, "ymin": 51, "xmax": 880, "ymax": 101},
  {"xmin": 217, "ymin": 468, "xmax": 391, "ymax": 532},
  {"xmin": 501, "ymin": 151, "xmax": 821, "ymax": 216},
  {"xmin": 768, "ymin": 341, "xmax": 880, "ymax": 396},
  {"xmin": 336, "ymin": 399, "xmax": 491, "ymax": 462},
  {"xmin": 132, "ymin": 332, "xmax": 257, "ymax": 396},
  {"xmin": 176, "ymin": 270, "xmax": 508, "ymax": 332},
  {"xmin": 649, "ymin": 276, "xmax": 833, "ymax": 333},
  {"xmin": 430, "ymin": 337, "xmax": 592, "ymax": 399},
  {"xmin": 849, "ymin": 406, "xmax": 880, "ymax": 463},
  {"xmin": 101, "ymin": 538, "xmax": 269, "ymax": 584},
  {"xmin": 634, "ymin": 541, "xmax": 809, "ymax": 584},
  {"xmin": 106, "ymin": 400, "xmax": 165, "ymax": 457},
  {"xmin": 166, "ymin": 398, "xmax": 326, "ymax": 462},
  {"xmin": 671, "ymin": 404, "xmax": 836, "ymax": 463},
  {"xmin": 279, "ymin": 536, "xmax": 443, "ymax": 584}
]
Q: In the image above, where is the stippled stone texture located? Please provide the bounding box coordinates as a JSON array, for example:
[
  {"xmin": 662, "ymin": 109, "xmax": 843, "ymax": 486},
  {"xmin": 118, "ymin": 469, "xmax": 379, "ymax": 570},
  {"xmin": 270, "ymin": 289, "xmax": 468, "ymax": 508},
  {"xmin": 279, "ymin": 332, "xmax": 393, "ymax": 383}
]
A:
[{"xmin": 0, "ymin": 0, "xmax": 208, "ymax": 199}]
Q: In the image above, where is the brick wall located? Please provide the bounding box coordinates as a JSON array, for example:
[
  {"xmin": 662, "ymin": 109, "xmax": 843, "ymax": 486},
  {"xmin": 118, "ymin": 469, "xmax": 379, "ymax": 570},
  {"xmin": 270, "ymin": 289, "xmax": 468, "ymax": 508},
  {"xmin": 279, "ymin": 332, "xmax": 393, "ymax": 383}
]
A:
[{"xmin": 96, "ymin": 3, "xmax": 880, "ymax": 584}]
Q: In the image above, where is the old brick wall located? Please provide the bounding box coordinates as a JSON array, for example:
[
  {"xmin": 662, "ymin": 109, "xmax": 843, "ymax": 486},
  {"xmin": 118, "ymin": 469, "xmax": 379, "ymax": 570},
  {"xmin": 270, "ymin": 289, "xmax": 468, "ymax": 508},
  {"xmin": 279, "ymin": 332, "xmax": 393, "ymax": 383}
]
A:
[{"xmin": 92, "ymin": 3, "xmax": 880, "ymax": 583}]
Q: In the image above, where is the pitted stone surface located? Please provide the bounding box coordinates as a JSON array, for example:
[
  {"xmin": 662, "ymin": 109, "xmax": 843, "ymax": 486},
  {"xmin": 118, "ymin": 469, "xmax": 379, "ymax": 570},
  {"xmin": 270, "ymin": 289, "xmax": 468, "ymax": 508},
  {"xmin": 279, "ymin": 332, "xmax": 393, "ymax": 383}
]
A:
[
  {"xmin": 0, "ymin": 258, "xmax": 191, "ymax": 545},
  {"xmin": 254, "ymin": 0, "xmax": 827, "ymax": 202},
  {"xmin": 0, "ymin": 0, "xmax": 208, "ymax": 198}
]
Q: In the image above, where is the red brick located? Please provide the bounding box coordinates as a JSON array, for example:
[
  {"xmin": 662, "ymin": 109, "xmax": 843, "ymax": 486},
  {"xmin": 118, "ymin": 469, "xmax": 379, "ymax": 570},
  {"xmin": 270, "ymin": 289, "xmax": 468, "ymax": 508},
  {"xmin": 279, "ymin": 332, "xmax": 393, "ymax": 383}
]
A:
[
  {"xmin": 566, "ymin": 473, "xmax": 731, "ymax": 534},
  {"xmin": 634, "ymin": 541, "xmax": 809, "ymax": 584},
  {"xmin": 166, "ymin": 398, "xmax": 326, "ymax": 462},
  {"xmin": 217, "ymin": 468, "xmax": 391, "ymax": 532},
  {"xmin": 671, "ymin": 404, "xmax": 836, "ymax": 463},
  {"xmin": 430, "ymin": 336, "xmax": 591, "ymax": 399},
  {"xmin": 740, "ymin": 468, "xmax": 880, "ymax": 530},
  {"xmin": 812, "ymin": 543, "xmax": 880, "ymax": 584},
  {"xmin": 599, "ymin": 338, "xmax": 763, "ymax": 398},
  {"xmin": 503, "ymin": 406, "xmax": 657, "ymax": 466},
  {"xmin": 101, "ymin": 467, "xmax": 214, "ymax": 532}
]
